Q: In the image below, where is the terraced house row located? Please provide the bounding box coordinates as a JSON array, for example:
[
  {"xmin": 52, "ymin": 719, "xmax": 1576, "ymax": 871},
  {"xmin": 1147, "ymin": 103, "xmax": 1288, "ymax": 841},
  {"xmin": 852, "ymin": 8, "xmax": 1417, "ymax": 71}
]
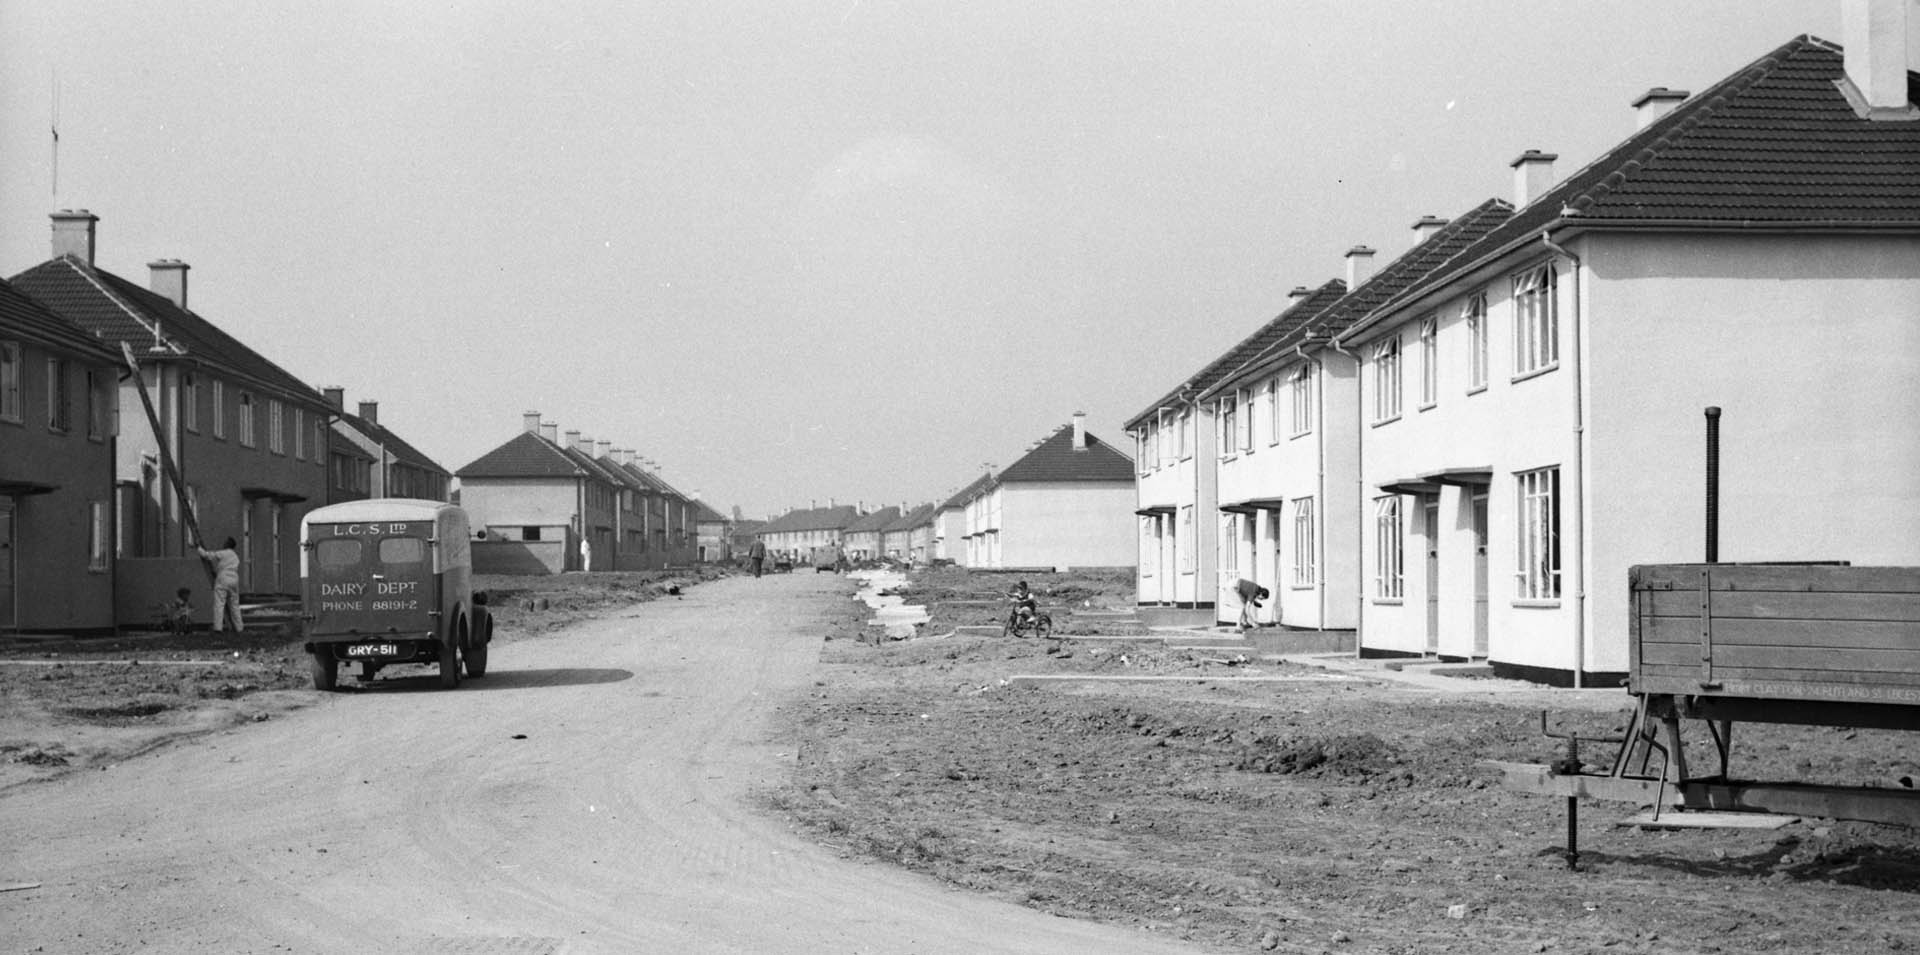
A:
[{"xmin": 1127, "ymin": 24, "xmax": 1920, "ymax": 685}]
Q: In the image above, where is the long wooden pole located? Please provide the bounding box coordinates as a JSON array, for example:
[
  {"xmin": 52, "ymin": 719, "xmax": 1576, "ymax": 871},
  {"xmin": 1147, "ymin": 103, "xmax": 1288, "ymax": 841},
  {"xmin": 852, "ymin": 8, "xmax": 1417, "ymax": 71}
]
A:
[{"xmin": 120, "ymin": 343, "xmax": 209, "ymax": 580}]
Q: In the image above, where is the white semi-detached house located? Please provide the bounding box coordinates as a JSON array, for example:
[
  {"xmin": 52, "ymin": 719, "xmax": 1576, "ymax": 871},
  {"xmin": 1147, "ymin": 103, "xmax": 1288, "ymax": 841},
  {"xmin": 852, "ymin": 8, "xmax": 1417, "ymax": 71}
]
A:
[
  {"xmin": 1125, "ymin": 278, "xmax": 1355, "ymax": 613},
  {"xmin": 962, "ymin": 414, "xmax": 1135, "ymax": 570},
  {"xmin": 1196, "ymin": 200, "xmax": 1513, "ymax": 631},
  {"xmin": 1331, "ymin": 26, "xmax": 1920, "ymax": 685}
]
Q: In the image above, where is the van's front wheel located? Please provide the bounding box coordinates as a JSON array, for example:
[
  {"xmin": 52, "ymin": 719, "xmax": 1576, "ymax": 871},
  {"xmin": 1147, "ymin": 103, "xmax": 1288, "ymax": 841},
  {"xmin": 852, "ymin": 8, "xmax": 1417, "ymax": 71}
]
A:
[
  {"xmin": 310, "ymin": 651, "xmax": 338, "ymax": 691},
  {"xmin": 438, "ymin": 637, "xmax": 462, "ymax": 689}
]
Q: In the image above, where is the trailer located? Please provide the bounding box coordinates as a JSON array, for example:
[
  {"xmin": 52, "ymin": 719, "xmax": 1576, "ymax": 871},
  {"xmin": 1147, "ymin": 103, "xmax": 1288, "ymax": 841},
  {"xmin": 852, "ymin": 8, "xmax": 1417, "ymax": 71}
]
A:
[{"xmin": 1488, "ymin": 562, "xmax": 1920, "ymax": 863}]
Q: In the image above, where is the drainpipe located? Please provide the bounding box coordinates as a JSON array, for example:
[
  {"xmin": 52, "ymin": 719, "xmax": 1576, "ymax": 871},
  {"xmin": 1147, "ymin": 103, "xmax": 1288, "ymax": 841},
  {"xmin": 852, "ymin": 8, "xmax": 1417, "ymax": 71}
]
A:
[
  {"xmin": 1325, "ymin": 332, "xmax": 1364, "ymax": 657},
  {"xmin": 1542, "ymin": 232, "xmax": 1586, "ymax": 688},
  {"xmin": 1296, "ymin": 341, "xmax": 1328, "ymax": 629}
]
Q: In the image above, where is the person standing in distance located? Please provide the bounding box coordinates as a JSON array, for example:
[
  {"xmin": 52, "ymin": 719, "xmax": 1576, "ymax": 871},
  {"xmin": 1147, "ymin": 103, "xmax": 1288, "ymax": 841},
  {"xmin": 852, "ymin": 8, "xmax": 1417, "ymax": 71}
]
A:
[
  {"xmin": 748, "ymin": 538, "xmax": 767, "ymax": 578},
  {"xmin": 194, "ymin": 536, "xmax": 245, "ymax": 634}
]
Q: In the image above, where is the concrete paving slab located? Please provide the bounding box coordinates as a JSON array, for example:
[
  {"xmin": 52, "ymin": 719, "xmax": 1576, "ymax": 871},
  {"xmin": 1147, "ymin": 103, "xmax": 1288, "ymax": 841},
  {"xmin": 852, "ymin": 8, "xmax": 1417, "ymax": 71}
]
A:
[{"xmin": 1620, "ymin": 810, "xmax": 1799, "ymax": 830}]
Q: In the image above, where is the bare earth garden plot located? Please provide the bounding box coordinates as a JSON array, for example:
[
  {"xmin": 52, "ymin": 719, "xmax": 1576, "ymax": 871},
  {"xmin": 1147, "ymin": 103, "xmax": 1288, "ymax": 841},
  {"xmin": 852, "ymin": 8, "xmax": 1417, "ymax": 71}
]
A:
[{"xmin": 765, "ymin": 568, "xmax": 1920, "ymax": 954}]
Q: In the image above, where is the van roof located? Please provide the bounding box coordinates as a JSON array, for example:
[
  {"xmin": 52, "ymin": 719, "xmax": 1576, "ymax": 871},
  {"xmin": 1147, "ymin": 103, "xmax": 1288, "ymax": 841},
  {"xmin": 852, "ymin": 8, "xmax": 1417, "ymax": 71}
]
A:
[{"xmin": 302, "ymin": 498, "xmax": 462, "ymax": 527}]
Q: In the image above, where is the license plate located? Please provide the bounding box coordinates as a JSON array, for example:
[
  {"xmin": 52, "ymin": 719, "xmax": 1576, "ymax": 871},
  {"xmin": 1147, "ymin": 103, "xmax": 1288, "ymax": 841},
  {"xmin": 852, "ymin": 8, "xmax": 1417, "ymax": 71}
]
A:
[{"xmin": 345, "ymin": 643, "xmax": 399, "ymax": 658}]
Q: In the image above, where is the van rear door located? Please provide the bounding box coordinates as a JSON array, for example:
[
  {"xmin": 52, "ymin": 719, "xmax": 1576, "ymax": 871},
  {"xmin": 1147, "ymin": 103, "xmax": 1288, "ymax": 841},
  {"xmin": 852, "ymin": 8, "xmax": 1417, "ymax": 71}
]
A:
[{"xmin": 309, "ymin": 521, "xmax": 436, "ymax": 637}]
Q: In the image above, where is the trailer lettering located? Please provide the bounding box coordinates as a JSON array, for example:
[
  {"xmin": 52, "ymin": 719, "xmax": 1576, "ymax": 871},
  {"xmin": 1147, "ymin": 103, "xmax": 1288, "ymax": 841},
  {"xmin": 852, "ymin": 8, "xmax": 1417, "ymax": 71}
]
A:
[
  {"xmin": 320, "ymin": 600, "xmax": 363, "ymax": 612},
  {"xmin": 371, "ymin": 599, "xmax": 419, "ymax": 611},
  {"xmin": 375, "ymin": 580, "xmax": 419, "ymax": 595},
  {"xmin": 320, "ymin": 582, "xmax": 366, "ymax": 596}
]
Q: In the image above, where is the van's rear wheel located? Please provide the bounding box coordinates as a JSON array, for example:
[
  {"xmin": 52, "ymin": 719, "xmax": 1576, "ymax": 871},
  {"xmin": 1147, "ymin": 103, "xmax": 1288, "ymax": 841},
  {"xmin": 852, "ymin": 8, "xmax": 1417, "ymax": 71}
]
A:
[
  {"xmin": 310, "ymin": 651, "xmax": 338, "ymax": 691},
  {"xmin": 438, "ymin": 638, "xmax": 462, "ymax": 689},
  {"xmin": 465, "ymin": 616, "xmax": 490, "ymax": 678}
]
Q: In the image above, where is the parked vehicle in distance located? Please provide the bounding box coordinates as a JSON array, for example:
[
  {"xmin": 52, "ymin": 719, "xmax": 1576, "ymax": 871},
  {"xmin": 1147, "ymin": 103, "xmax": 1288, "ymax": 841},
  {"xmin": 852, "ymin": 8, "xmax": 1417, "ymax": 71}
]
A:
[{"xmin": 299, "ymin": 499, "xmax": 493, "ymax": 691}]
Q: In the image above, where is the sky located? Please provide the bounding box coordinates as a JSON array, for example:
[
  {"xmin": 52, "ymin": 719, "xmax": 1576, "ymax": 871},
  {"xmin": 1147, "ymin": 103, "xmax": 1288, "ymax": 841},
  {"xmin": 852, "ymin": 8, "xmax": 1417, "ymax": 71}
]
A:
[{"xmin": 0, "ymin": 0, "xmax": 1841, "ymax": 518}]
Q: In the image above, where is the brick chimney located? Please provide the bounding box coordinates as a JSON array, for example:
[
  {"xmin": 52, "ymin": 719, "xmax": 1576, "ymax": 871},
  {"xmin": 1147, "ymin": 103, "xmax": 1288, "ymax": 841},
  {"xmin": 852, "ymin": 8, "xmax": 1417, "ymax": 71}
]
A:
[
  {"xmin": 1510, "ymin": 150, "xmax": 1558, "ymax": 207},
  {"xmin": 51, "ymin": 209, "xmax": 98, "ymax": 265},
  {"xmin": 324, "ymin": 387, "xmax": 346, "ymax": 410},
  {"xmin": 1632, "ymin": 87, "xmax": 1690, "ymax": 128},
  {"xmin": 596, "ymin": 439, "xmax": 611, "ymax": 459},
  {"xmin": 1410, "ymin": 215, "xmax": 1448, "ymax": 245},
  {"xmin": 148, "ymin": 259, "xmax": 190, "ymax": 308},
  {"xmin": 358, "ymin": 400, "xmax": 378, "ymax": 426},
  {"xmin": 1072, "ymin": 411, "xmax": 1088, "ymax": 450},
  {"xmin": 1344, "ymin": 246, "xmax": 1377, "ymax": 288},
  {"xmin": 1842, "ymin": 0, "xmax": 1919, "ymax": 117},
  {"xmin": 540, "ymin": 421, "xmax": 559, "ymax": 444},
  {"xmin": 523, "ymin": 411, "xmax": 542, "ymax": 433}
]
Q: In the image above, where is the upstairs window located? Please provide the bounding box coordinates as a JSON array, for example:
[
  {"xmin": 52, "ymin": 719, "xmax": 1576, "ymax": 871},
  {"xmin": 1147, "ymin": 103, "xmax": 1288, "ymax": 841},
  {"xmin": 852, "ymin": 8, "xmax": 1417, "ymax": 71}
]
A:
[
  {"xmin": 46, "ymin": 357, "xmax": 72, "ymax": 432},
  {"xmin": 212, "ymin": 381, "xmax": 226, "ymax": 439},
  {"xmin": 0, "ymin": 341, "xmax": 18, "ymax": 423},
  {"xmin": 182, "ymin": 374, "xmax": 199, "ymax": 432},
  {"xmin": 1290, "ymin": 364, "xmax": 1314, "ymax": 436},
  {"xmin": 1418, "ymin": 314, "xmax": 1438, "ymax": 408},
  {"xmin": 268, "ymin": 399, "xmax": 285, "ymax": 454},
  {"xmin": 1236, "ymin": 387, "xmax": 1254, "ymax": 453},
  {"xmin": 1372, "ymin": 337, "xmax": 1401, "ymax": 423},
  {"xmin": 1217, "ymin": 394, "xmax": 1238, "ymax": 459},
  {"xmin": 1513, "ymin": 264, "xmax": 1558, "ymax": 376},
  {"xmin": 87, "ymin": 369, "xmax": 109, "ymax": 439},
  {"xmin": 1267, "ymin": 377, "xmax": 1282, "ymax": 445},
  {"xmin": 238, "ymin": 392, "xmax": 256, "ymax": 447},
  {"xmin": 1177, "ymin": 409, "xmax": 1192, "ymax": 459},
  {"xmin": 1465, "ymin": 292, "xmax": 1488, "ymax": 392},
  {"xmin": 294, "ymin": 408, "xmax": 306, "ymax": 460}
]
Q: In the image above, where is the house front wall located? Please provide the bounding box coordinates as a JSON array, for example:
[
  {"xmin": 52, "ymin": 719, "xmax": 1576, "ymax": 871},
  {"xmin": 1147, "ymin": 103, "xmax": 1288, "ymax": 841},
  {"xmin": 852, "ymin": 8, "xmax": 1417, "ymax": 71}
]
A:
[
  {"xmin": 1356, "ymin": 251, "xmax": 1579, "ymax": 674},
  {"xmin": 998, "ymin": 481, "xmax": 1135, "ymax": 569},
  {"xmin": 1212, "ymin": 350, "xmax": 1355, "ymax": 630},
  {"xmin": 0, "ymin": 337, "xmax": 116, "ymax": 630},
  {"xmin": 1582, "ymin": 231, "xmax": 1920, "ymax": 668},
  {"xmin": 462, "ymin": 480, "xmax": 579, "ymax": 550},
  {"xmin": 1132, "ymin": 404, "xmax": 1216, "ymax": 607},
  {"xmin": 933, "ymin": 507, "xmax": 963, "ymax": 563}
]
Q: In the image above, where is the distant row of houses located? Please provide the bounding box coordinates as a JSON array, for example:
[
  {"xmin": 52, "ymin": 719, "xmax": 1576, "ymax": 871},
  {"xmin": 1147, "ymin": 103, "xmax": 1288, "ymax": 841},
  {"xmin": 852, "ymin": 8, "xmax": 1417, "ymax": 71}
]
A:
[
  {"xmin": 1125, "ymin": 28, "xmax": 1920, "ymax": 685},
  {"xmin": 0, "ymin": 211, "xmax": 723, "ymax": 634},
  {"xmin": 755, "ymin": 413, "xmax": 1138, "ymax": 570}
]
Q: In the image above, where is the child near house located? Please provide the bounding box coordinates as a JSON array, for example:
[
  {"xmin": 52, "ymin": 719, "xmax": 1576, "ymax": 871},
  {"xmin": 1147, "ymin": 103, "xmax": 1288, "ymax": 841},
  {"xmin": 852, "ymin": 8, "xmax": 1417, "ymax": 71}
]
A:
[{"xmin": 165, "ymin": 588, "xmax": 194, "ymax": 633}]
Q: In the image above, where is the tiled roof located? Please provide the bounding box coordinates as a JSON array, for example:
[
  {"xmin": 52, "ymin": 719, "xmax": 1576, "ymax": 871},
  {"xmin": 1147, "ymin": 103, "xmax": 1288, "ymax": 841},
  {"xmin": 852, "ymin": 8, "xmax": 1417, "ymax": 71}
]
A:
[
  {"xmin": 758, "ymin": 505, "xmax": 861, "ymax": 534},
  {"xmin": 886, "ymin": 503, "xmax": 937, "ymax": 532},
  {"xmin": 329, "ymin": 430, "xmax": 376, "ymax": 463},
  {"xmin": 692, "ymin": 500, "xmax": 729, "ymax": 523},
  {"xmin": 0, "ymin": 277, "xmax": 118, "ymax": 363},
  {"xmin": 559, "ymin": 445, "xmax": 630, "ymax": 488},
  {"xmin": 455, "ymin": 431, "xmax": 586, "ymax": 479},
  {"xmin": 845, "ymin": 506, "xmax": 901, "ymax": 534},
  {"xmin": 1124, "ymin": 278, "xmax": 1347, "ymax": 429},
  {"xmin": 333, "ymin": 408, "xmax": 449, "ymax": 476},
  {"xmin": 996, "ymin": 424, "xmax": 1135, "ymax": 484},
  {"xmin": 1360, "ymin": 35, "xmax": 1920, "ymax": 331},
  {"xmin": 939, "ymin": 472, "xmax": 995, "ymax": 510},
  {"xmin": 9, "ymin": 256, "xmax": 328, "ymax": 410}
]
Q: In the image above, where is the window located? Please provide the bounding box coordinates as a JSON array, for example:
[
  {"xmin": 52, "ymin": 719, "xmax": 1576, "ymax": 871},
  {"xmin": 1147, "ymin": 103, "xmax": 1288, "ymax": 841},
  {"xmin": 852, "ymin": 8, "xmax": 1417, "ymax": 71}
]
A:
[
  {"xmin": 1290, "ymin": 364, "xmax": 1314, "ymax": 436},
  {"xmin": 1220, "ymin": 514, "xmax": 1239, "ymax": 577},
  {"xmin": 1517, "ymin": 467, "xmax": 1562, "ymax": 600},
  {"xmin": 294, "ymin": 408, "xmax": 306, "ymax": 460},
  {"xmin": 1372, "ymin": 337, "xmax": 1401, "ymax": 423},
  {"xmin": 1267, "ymin": 377, "xmax": 1282, "ymax": 445},
  {"xmin": 523, "ymin": 526, "xmax": 543, "ymax": 542},
  {"xmin": 315, "ymin": 418, "xmax": 328, "ymax": 466},
  {"xmin": 1, "ymin": 341, "xmax": 20, "ymax": 422},
  {"xmin": 46, "ymin": 357, "xmax": 71, "ymax": 431},
  {"xmin": 1418, "ymin": 314, "xmax": 1438, "ymax": 408},
  {"xmin": 86, "ymin": 369, "xmax": 108, "ymax": 439},
  {"xmin": 1135, "ymin": 429, "xmax": 1150, "ymax": 475},
  {"xmin": 238, "ymin": 393, "xmax": 256, "ymax": 447},
  {"xmin": 1217, "ymin": 395, "xmax": 1238, "ymax": 459},
  {"xmin": 1374, "ymin": 496, "xmax": 1404, "ymax": 599},
  {"xmin": 1177, "ymin": 409, "xmax": 1192, "ymax": 459},
  {"xmin": 1292, "ymin": 497, "xmax": 1316, "ymax": 586},
  {"xmin": 378, "ymin": 537, "xmax": 426, "ymax": 564},
  {"xmin": 1513, "ymin": 264, "xmax": 1558, "ymax": 376},
  {"xmin": 212, "ymin": 381, "xmax": 226, "ymax": 439},
  {"xmin": 89, "ymin": 501, "xmax": 110, "ymax": 571},
  {"xmin": 1179, "ymin": 505, "xmax": 1194, "ymax": 572},
  {"xmin": 268, "ymin": 400, "xmax": 284, "ymax": 454},
  {"xmin": 1157, "ymin": 412, "xmax": 1174, "ymax": 468},
  {"xmin": 1465, "ymin": 292, "xmax": 1488, "ymax": 392},
  {"xmin": 183, "ymin": 374, "xmax": 199, "ymax": 432},
  {"xmin": 316, "ymin": 538, "xmax": 362, "ymax": 570},
  {"xmin": 1237, "ymin": 388, "xmax": 1253, "ymax": 453}
]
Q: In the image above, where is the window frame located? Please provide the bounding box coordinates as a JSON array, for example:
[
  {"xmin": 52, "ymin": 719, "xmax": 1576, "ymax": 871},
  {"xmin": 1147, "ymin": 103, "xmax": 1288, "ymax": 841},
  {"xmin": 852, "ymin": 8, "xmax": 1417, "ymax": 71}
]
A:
[
  {"xmin": 1516, "ymin": 467, "xmax": 1562, "ymax": 602},
  {"xmin": 182, "ymin": 373, "xmax": 199, "ymax": 432},
  {"xmin": 1217, "ymin": 394, "xmax": 1239, "ymax": 460},
  {"xmin": 1512, "ymin": 263, "xmax": 1559, "ymax": 379},
  {"xmin": 1373, "ymin": 495, "xmax": 1404, "ymax": 600},
  {"xmin": 1465, "ymin": 292, "xmax": 1488, "ymax": 393},
  {"xmin": 1291, "ymin": 496, "xmax": 1316, "ymax": 587},
  {"xmin": 212, "ymin": 380, "xmax": 226, "ymax": 439},
  {"xmin": 268, "ymin": 399, "xmax": 285, "ymax": 454},
  {"xmin": 1371, "ymin": 336, "xmax": 1402, "ymax": 425},
  {"xmin": 46, "ymin": 356, "xmax": 72, "ymax": 432},
  {"xmin": 238, "ymin": 392, "xmax": 256, "ymax": 448},
  {"xmin": 89, "ymin": 500, "xmax": 110, "ymax": 572},
  {"xmin": 1418, "ymin": 313, "xmax": 1438, "ymax": 409},
  {"xmin": 0, "ymin": 340, "xmax": 21, "ymax": 424},
  {"xmin": 1290, "ymin": 363, "xmax": 1314, "ymax": 437}
]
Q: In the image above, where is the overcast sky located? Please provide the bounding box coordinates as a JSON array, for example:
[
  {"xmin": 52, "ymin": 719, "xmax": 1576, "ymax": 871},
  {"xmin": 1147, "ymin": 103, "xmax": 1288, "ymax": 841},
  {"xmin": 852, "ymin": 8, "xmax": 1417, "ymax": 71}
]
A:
[{"xmin": 1, "ymin": 1, "xmax": 1839, "ymax": 518}]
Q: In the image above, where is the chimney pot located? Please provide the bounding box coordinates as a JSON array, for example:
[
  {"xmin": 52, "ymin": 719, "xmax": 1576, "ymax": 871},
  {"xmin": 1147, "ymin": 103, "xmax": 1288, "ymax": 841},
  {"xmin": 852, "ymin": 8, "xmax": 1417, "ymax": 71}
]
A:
[
  {"xmin": 324, "ymin": 387, "xmax": 346, "ymax": 410},
  {"xmin": 1072, "ymin": 411, "xmax": 1088, "ymax": 450},
  {"xmin": 1344, "ymin": 246, "xmax": 1378, "ymax": 288},
  {"xmin": 1410, "ymin": 216, "xmax": 1449, "ymax": 245},
  {"xmin": 50, "ymin": 209, "xmax": 99, "ymax": 265},
  {"xmin": 1631, "ymin": 87, "xmax": 1691, "ymax": 128},
  {"xmin": 1509, "ymin": 150, "xmax": 1559, "ymax": 207},
  {"xmin": 540, "ymin": 422, "xmax": 559, "ymax": 444},
  {"xmin": 357, "ymin": 400, "xmax": 378, "ymax": 425},
  {"xmin": 596, "ymin": 440, "xmax": 611, "ymax": 459},
  {"xmin": 1842, "ymin": 0, "xmax": 1918, "ymax": 116},
  {"xmin": 147, "ymin": 259, "xmax": 190, "ymax": 308}
]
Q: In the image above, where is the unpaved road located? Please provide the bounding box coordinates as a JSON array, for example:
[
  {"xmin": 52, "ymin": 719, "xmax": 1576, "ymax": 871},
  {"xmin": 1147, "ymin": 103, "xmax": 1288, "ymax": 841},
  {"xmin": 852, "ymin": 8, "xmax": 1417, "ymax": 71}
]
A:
[{"xmin": 1, "ymin": 573, "xmax": 1199, "ymax": 954}]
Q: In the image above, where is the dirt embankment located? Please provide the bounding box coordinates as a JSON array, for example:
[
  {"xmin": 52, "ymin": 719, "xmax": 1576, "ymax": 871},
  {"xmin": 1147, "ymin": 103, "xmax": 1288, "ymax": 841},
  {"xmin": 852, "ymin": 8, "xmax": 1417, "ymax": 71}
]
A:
[
  {"xmin": 764, "ymin": 567, "xmax": 1920, "ymax": 955},
  {"xmin": 0, "ymin": 567, "xmax": 729, "ymax": 790}
]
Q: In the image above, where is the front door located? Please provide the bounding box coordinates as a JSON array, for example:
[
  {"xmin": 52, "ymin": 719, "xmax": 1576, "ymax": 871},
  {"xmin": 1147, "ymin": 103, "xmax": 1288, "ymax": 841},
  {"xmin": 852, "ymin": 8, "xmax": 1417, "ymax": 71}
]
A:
[
  {"xmin": 241, "ymin": 503, "xmax": 255, "ymax": 592},
  {"xmin": 0, "ymin": 499, "xmax": 14, "ymax": 630},
  {"xmin": 1424, "ymin": 499, "xmax": 1440, "ymax": 654},
  {"xmin": 1472, "ymin": 492, "xmax": 1489, "ymax": 657}
]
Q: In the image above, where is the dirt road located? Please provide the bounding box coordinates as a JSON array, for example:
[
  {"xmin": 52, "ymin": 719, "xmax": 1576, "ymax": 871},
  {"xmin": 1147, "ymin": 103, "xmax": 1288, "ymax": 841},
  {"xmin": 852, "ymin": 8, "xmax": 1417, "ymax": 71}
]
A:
[{"xmin": 0, "ymin": 573, "xmax": 1199, "ymax": 954}]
